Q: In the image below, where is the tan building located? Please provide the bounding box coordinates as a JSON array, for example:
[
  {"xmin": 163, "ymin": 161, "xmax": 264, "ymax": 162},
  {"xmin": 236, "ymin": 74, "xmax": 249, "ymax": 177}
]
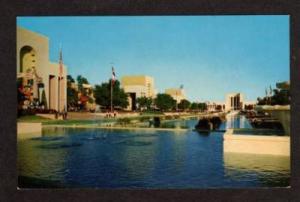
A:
[
  {"xmin": 121, "ymin": 75, "xmax": 155, "ymax": 110},
  {"xmin": 225, "ymin": 93, "xmax": 244, "ymax": 112},
  {"xmin": 206, "ymin": 101, "xmax": 225, "ymax": 112},
  {"xmin": 165, "ymin": 88, "xmax": 185, "ymax": 103},
  {"xmin": 17, "ymin": 26, "xmax": 67, "ymax": 112}
]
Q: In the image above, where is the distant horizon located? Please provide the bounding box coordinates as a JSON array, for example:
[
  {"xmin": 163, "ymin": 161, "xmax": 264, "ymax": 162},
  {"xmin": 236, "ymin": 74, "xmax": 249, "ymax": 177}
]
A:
[{"xmin": 17, "ymin": 16, "xmax": 289, "ymax": 102}]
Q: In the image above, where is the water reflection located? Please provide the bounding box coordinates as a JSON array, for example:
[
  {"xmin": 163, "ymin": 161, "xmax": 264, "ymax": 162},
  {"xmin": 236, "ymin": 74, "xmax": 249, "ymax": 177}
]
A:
[
  {"xmin": 18, "ymin": 120, "xmax": 290, "ymax": 188},
  {"xmin": 225, "ymin": 114, "xmax": 252, "ymax": 129},
  {"xmin": 224, "ymin": 152, "xmax": 290, "ymax": 187}
]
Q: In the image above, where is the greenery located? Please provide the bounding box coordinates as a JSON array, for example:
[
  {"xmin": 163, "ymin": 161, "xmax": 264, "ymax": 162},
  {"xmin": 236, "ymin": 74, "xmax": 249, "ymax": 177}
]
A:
[
  {"xmin": 67, "ymin": 75, "xmax": 78, "ymax": 108},
  {"xmin": 76, "ymin": 75, "xmax": 89, "ymax": 93},
  {"xmin": 178, "ymin": 99, "xmax": 191, "ymax": 111},
  {"xmin": 94, "ymin": 79, "xmax": 129, "ymax": 109},
  {"xmin": 154, "ymin": 93, "xmax": 176, "ymax": 111},
  {"xmin": 190, "ymin": 102, "xmax": 207, "ymax": 111},
  {"xmin": 17, "ymin": 115, "xmax": 51, "ymax": 122},
  {"xmin": 257, "ymin": 84, "xmax": 290, "ymax": 105},
  {"xmin": 190, "ymin": 102, "xmax": 198, "ymax": 110},
  {"xmin": 136, "ymin": 96, "xmax": 152, "ymax": 111},
  {"xmin": 117, "ymin": 117, "xmax": 131, "ymax": 125},
  {"xmin": 67, "ymin": 75, "xmax": 75, "ymax": 83},
  {"xmin": 198, "ymin": 103, "xmax": 208, "ymax": 111}
]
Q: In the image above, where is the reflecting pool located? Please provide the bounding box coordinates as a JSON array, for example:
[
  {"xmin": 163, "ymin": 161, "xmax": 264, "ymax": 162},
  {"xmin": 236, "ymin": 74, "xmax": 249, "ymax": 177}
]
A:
[{"xmin": 18, "ymin": 117, "xmax": 290, "ymax": 188}]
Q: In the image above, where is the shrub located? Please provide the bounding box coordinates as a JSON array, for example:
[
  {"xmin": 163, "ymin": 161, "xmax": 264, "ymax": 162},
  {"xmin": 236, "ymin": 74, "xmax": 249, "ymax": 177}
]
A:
[{"xmin": 117, "ymin": 117, "xmax": 131, "ymax": 125}]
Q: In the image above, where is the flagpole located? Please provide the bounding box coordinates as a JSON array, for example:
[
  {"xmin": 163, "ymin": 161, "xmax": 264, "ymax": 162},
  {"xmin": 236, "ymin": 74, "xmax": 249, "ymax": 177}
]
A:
[{"xmin": 111, "ymin": 78, "xmax": 113, "ymax": 113}]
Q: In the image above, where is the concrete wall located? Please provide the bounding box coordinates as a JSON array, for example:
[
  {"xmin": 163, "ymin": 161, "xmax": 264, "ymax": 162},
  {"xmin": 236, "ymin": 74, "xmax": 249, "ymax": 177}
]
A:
[
  {"xmin": 223, "ymin": 129, "xmax": 290, "ymax": 156},
  {"xmin": 256, "ymin": 105, "xmax": 290, "ymax": 136},
  {"xmin": 17, "ymin": 122, "xmax": 42, "ymax": 139}
]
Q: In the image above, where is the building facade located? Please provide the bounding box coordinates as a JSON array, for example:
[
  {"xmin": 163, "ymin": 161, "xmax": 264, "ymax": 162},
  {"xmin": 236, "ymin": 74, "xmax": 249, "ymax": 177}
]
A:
[
  {"xmin": 225, "ymin": 93, "xmax": 244, "ymax": 111},
  {"xmin": 206, "ymin": 101, "xmax": 226, "ymax": 112},
  {"xmin": 121, "ymin": 75, "xmax": 155, "ymax": 110},
  {"xmin": 165, "ymin": 88, "xmax": 185, "ymax": 103},
  {"xmin": 17, "ymin": 26, "xmax": 67, "ymax": 112}
]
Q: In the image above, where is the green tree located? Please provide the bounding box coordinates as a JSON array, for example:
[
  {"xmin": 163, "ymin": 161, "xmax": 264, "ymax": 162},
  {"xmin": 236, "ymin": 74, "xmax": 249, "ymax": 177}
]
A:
[
  {"xmin": 136, "ymin": 96, "xmax": 152, "ymax": 111},
  {"xmin": 154, "ymin": 93, "xmax": 176, "ymax": 111},
  {"xmin": 257, "ymin": 85, "xmax": 290, "ymax": 106},
  {"xmin": 198, "ymin": 102, "xmax": 207, "ymax": 111},
  {"xmin": 178, "ymin": 99, "xmax": 191, "ymax": 111},
  {"xmin": 67, "ymin": 75, "xmax": 78, "ymax": 108},
  {"xmin": 67, "ymin": 75, "xmax": 75, "ymax": 83},
  {"xmin": 271, "ymin": 89, "xmax": 290, "ymax": 105},
  {"xmin": 77, "ymin": 75, "xmax": 89, "ymax": 94},
  {"xmin": 94, "ymin": 79, "xmax": 128, "ymax": 109},
  {"xmin": 190, "ymin": 102, "xmax": 199, "ymax": 111}
]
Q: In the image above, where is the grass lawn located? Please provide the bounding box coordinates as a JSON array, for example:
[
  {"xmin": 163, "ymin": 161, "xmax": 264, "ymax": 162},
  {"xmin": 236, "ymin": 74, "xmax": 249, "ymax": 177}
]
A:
[
  {"xmin": 17, "ymin": 112, "xmax": 201, "ymax": 126},
  {"xmin": 17, "ymin": 115, "xmax": 52, "ymax": 123}
]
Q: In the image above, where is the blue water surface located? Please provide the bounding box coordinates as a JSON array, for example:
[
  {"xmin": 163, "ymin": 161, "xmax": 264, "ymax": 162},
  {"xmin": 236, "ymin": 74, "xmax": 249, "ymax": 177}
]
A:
[{"xmin": 18, "ymin": 117, "xmax": 290, "ymax": 188}]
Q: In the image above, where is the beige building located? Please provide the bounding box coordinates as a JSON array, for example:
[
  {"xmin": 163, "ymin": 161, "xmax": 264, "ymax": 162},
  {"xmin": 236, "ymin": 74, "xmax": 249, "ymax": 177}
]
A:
[
  {"xmin": 17, "ymin": 26, "xmax": 67, "ymax": 112},
  {"xmin": 206, "ymin": 101, "xmax": 225, "ymax": 112},
  {"xmin": 225, "ymin": 93, "xmax": 244, "ymax": 111},
  {"xmin": 121, "ymin": 75, "xmax": 155, "ymax": 110},
  {"xmin": 165, "ymin": 88, "xmax": 185, "ymax": 103}
]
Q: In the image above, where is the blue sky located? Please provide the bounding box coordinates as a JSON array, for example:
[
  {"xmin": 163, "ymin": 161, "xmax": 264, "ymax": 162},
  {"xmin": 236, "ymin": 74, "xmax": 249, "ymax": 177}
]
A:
[{"xmin": 17, "ymin": 16, "xmax": 289, "ymax": 102}]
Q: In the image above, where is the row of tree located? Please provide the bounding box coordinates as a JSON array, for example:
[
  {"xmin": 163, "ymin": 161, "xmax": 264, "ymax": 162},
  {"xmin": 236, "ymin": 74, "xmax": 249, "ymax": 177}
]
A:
[
  {"xmin": 257, "ymin": 84, "xmax": 290, "ymax": 105},
  {"xmin": 67, "ymin": 75, "xmax": 208, "ymax": 112}
]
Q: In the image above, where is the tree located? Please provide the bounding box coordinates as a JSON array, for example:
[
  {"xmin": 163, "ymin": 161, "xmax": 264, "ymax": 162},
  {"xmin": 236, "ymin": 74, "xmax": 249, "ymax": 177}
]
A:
[
  {"xmin": 67, "ymin": 75, "xmax": 78, "ymax": 109},
  {"xmin": 178, "ymin": 99, "xmax": 191, "ymax": 111},
  {"xmin": 257, "ymin": 86, "xmax": 290, "ymax": 106},
  {"xmin": 154, "ymin": 93, "xmax": 176, "ymax": 111},
  {"xmin": 190, "ymin": 102, "xmax": 199, "ymax": 111},
  {"xmin": 136, "ymin": 96, "xmax": 152, "ymax": 111},
  {"xmin": 67, "ymin": 75, "xmax": 75, "ymax": 83},
  {"xmin": 271, "ymin": 89, "xmax": 290, "ymax": 105},
  {"xmin": 77, "ymin": 75, "xmax": 89, "ymax": 94},
  {"xmin": 94, "ymin": 79, "xmax": 129, "ymax": 110},
  {"xmin": 215, "ymin": 105, "xmax": 223, "ymax": 111},
  {"xmin": 198, "ymin": 103, "xmax": 207, "ymax": 111}
]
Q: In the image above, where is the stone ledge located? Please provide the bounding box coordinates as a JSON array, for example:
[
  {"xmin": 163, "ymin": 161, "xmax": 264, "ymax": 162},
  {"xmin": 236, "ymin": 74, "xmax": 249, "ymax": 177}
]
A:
[{"xmin": 224, "ymin": 129, "xmax": 290, "ymax": 156}]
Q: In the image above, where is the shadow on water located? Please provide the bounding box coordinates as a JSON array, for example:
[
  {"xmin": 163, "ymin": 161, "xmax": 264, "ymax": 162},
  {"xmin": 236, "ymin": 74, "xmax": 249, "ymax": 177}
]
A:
[
  {"xmin": 30, "ymin": 136, "xmax": 64, "ymax": 141},
  {"xmin": 195, "ymin": 131, "xmax": 211, "ymax": 136},
  {"xmin": 36, "ymin": 142, "xmax": 83, "ymax": 149},
  {"xmin": 18, "ymin": 176, "xmax": 64, "ymax": 188}
]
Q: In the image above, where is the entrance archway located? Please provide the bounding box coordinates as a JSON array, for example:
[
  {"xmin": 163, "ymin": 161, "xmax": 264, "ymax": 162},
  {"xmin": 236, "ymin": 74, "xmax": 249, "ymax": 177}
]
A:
[{"xmin": 20, "ymin": 46, "xmax": 36, "ymax": 73}]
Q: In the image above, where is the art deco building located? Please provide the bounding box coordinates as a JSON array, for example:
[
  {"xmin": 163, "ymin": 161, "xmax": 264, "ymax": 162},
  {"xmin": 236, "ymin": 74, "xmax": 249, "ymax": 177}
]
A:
[
  {"xmin": 17, "ymin": 26, "xmax": 67, "ymax": 112},
  {"xmin": 165, "ymin": 88, "xmax": 185, "ymax": 103},
  {"xmin": 121, "ymin": 75, "xmax": 155, "ymax": 110},
  {"xmin": 225, "ymin": 93, "xmax": 244, "ymax": 111}
]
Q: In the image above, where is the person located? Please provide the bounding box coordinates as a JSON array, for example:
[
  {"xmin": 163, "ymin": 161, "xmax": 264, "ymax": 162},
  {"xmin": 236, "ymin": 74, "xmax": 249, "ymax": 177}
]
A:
[{"xmin": 55, "ymin": 110, "xmax": 58, "ymax": 119}]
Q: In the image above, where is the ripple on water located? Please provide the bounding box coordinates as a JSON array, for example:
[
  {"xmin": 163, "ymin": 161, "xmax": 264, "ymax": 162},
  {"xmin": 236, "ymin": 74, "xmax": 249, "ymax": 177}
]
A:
[
  {"xmin": 80, "ymin": 137, "xmax": 102, "ymax": 141},
  {"xmin": 30, "ymin": 136, "xmax": 64, "ymax": 141},
  {"xmin": 36, "ymin": 142, "xmax": 83, "ymax": 149},
  {"xmin": 113, "ymin": 139, "xmax": 153, "ymax": 146}
]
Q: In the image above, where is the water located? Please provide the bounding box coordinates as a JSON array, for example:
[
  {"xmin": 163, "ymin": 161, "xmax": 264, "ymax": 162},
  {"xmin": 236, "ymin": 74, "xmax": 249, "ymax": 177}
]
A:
[{"xmin": 18, "ymin": 116, "xmax": 290, "ymax": 188}]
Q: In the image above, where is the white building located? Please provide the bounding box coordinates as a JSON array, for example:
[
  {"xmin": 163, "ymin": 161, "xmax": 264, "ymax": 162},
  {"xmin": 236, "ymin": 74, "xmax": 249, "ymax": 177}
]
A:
[
  {"xmin": 225, "ymin": 93, "xmax": 244, "ymax": 112},
  {"xmin": 121, "ymin": 75, "xmax": 156, "ymax": 110}
]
